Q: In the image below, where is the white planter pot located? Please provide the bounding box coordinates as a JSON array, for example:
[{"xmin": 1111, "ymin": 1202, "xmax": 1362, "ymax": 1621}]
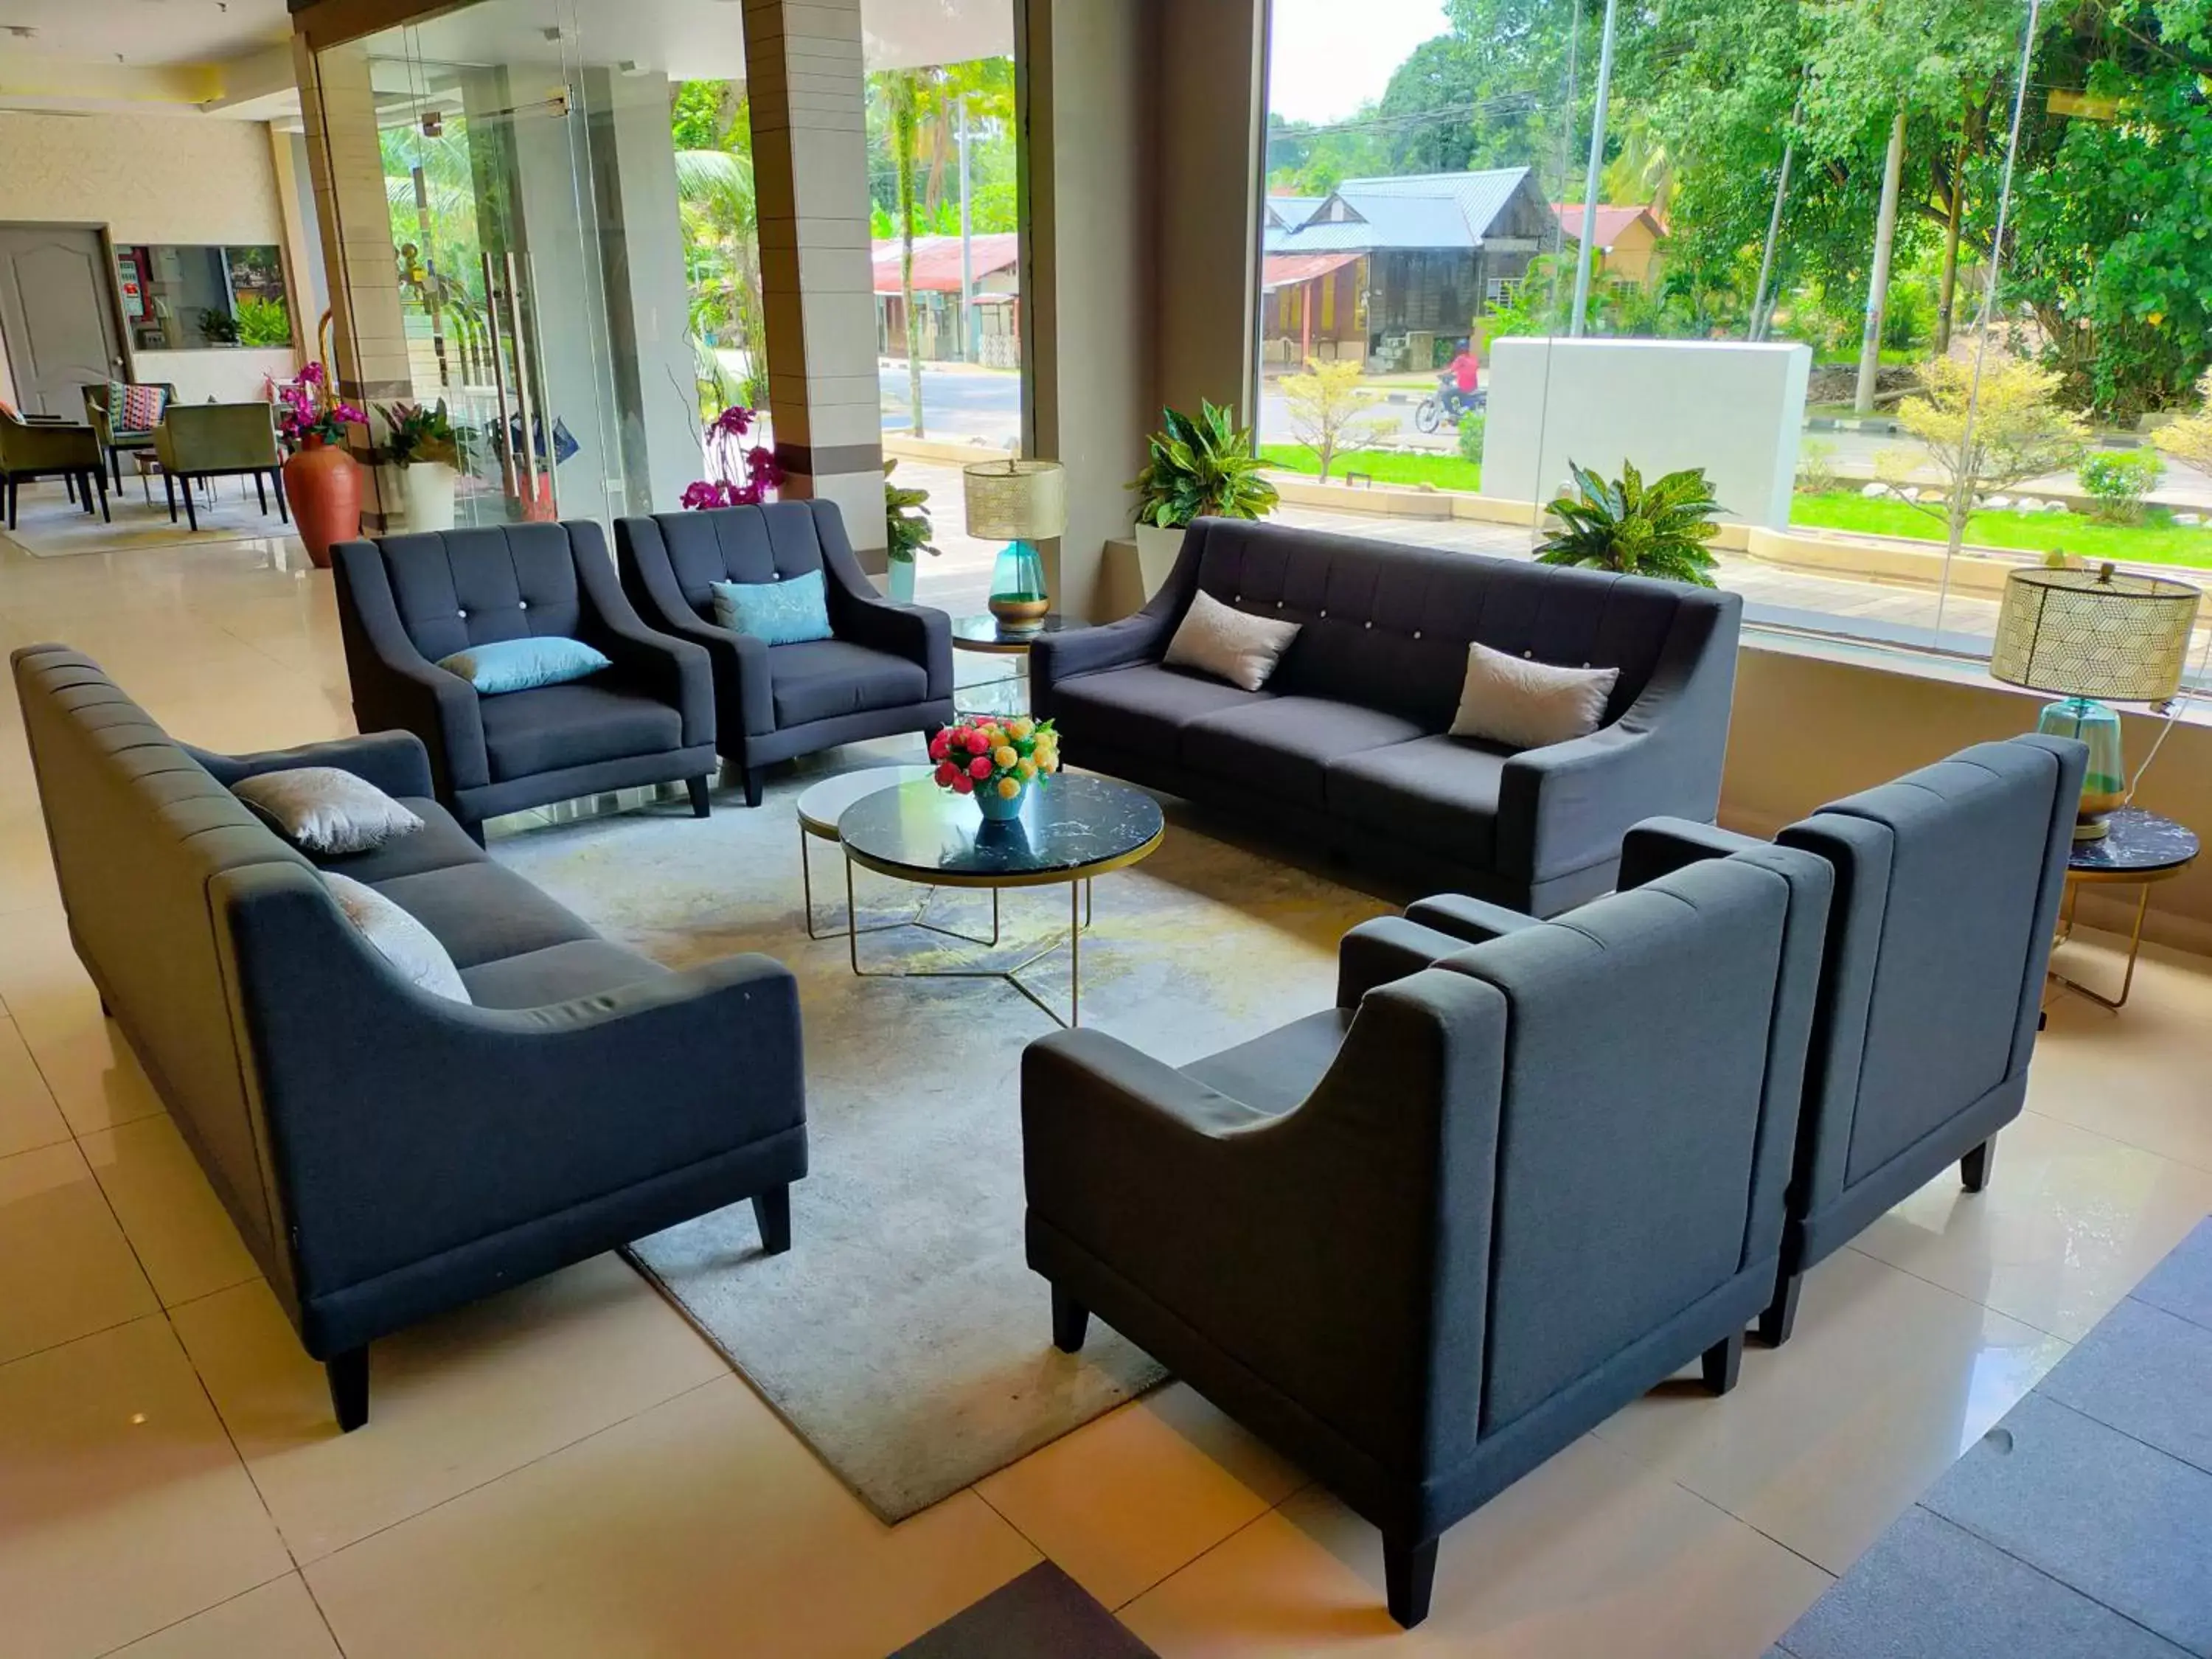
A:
[
  {"xmin": 886, "ymin": 557, "xmax": 917, "ymax": 603},
  {"xmin": 1135, "ymin": 523, "xmax": 1187, "ymax": 598},
  {"xmin": 400, "ymin": 462, "xmax": 458, "ymax": 532}
]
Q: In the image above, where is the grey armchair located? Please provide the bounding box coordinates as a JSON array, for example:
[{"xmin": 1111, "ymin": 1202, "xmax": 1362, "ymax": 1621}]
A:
[
  {"xmin": 333, "ymin": 521, "xmax": 719, "ymax": 838},
  {"xmin": 616, "ymin": 501, "xmax": 953, "ymax": 805},
  {"xmin": 81, "ymin": 380, "xmax": 177, "ymax": 490},
  {"xmin": 1023, "ymin": 841, "xmax": 1832, "ymax": 1627},
  {"xmin": 0, "ymin": 408, "xmax": 108, "ymax": 527}
]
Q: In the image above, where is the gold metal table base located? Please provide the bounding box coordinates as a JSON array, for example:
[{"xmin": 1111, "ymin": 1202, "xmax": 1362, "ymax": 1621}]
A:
[
  {"xmin": 844, "ymin": 858, "xmax": 1096, "ymax": 1027},
  {"xmin": 798, "ymin": 822, "xmax": 1000, "ymax": 947},
  {"xmin": 2047, "ymin": 877, "xmax": 2156, "ymax": 1013}
]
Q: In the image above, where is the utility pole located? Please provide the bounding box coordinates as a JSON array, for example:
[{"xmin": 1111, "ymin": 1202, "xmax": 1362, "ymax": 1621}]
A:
[
  {"xmin": 956, "ymin": 92, "xmax": 978, "ymax": 365},
  {"xmin": 1854, "ymin": 105, "xmax": 1907, "ymax": 414},
  {"xmin": 1748, "ymin": 92, "xmax": 1803, "ymax": 342},
  {"xmin": 1568, "ymin": 0, "xmax": 1620, "ymax": 338}
]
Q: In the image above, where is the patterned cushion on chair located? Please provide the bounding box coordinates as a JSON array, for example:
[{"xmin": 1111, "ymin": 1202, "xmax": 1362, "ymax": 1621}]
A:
[{"xmin": 108, "ymin": 382, "xmax": 169, "ymax": 434}]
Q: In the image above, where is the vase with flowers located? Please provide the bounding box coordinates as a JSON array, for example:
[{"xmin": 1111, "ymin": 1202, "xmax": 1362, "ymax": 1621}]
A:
[
  {"xmin": 274, "ymin": 364, "xmax": 367, "ymax": 568},
  {"xmin": 929, "ymin": 714, "xmax": 1059, "ymax": 821},
  {"xmin": 681, "ymin": 403, "xmax": 783, "ymax": 509}
]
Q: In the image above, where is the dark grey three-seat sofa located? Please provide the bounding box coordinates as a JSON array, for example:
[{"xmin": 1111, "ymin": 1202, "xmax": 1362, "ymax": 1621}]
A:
[
  {"xmin": 1032, "ymin": 518, "xmax": 1743, "ymax": 914},
  {"xmin": 12, "ymin": 645, "xmax": 806, "ymax": 1431}
]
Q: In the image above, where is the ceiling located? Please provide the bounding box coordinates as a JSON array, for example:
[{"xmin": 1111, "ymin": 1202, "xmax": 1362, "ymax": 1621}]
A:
[{"xmin": 0, "ymin": 0, "xmax": 291, "ymax": 69}]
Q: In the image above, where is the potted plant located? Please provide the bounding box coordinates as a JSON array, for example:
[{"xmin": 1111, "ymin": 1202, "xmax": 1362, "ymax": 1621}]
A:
[
  {"xmin": 377, "ymin": 400, "xmax": 462, "ymax": 533},
  {"xmin": 680, "ymin": 403, "xmax": 782, "ymax": 509},
  {"xmin": 273, "ymin": 364, "xmax": 367, "ymax": 569},
  {"xmin": 1127, "ymin": 400, "xmax": 1279, "ymax": 597},
  {"xmin": 928, "ymin": 712, "xmax": 1058, "ymax": 821},
  {"xmin": 1534, "ymin": 459, "xmax": 1722, "ymax": 587},
  {"xmin": 883, "ymin": 458, "xmax": 937, "ymax": 603}
]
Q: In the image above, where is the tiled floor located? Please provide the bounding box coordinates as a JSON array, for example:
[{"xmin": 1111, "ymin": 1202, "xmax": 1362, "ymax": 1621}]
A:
[{"xmin": 2, "ymin": 489, "xmax": 2209, "ymax": 1658}]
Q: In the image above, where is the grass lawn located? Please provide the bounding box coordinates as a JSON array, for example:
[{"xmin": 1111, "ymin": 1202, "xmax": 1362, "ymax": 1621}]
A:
[
  {"xmin": 1789, "ymin": 491, "xmax": 2212, "ymax": 569},
  {"xmin": 1259, "ymin": 445, "xmax": 1482, "ymax": 493}
]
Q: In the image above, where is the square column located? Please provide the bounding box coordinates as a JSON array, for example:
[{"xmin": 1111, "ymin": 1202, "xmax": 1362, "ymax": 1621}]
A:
[{"xmin": 742, "ymin": 0, "xmax": 887, "ymax": 557}]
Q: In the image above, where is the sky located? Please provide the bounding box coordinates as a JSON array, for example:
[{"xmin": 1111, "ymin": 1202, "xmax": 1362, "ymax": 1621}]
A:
[{"xmin": 1266, "ymin": 0, "xmax": 1453, "ymax": 126}]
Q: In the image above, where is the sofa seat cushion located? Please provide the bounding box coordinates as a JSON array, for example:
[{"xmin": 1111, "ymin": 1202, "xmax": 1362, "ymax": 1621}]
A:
[
  {"xmin": 1183, "ymin": 696, "xmax": 1427, "ymax": 807},
  {"xmin": 311, "ymin": 797, "xmax": 484, "ymax": 884},
  {"xmin": 478, "ymin": 681, "xmax": 683, "ymax": 783},
  {"xmin": 366, "ymin": 861, "xmax": 599, "ymax": 969},
  {"xmin": 1051, "ymin": 664, "xmax": 1273, "ymax": 756},
  {"xmin": 459, "ymin": 938, "xmax": 668, "ymax": 1009},
  {"xmin": 1326, "ymin": 734, "xmax": 1508, "ymax": 866},
  {"xmin": 1181, "ymin": 1008, "xmax": 1354, "ymax": 1117},
  {"xmin": 767, "ymin": 639, "xmax": 929, "ymax": 728}
]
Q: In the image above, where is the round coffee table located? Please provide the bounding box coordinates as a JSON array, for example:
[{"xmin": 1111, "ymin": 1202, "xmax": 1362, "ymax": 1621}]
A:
[
  {"xmin": 835, "ymin": 773, "xmax": 1165, "ymax": 1026},
  {"xmin": 793, "ymin": 764, "xmax": 996, "ymax": 945},
  {"xmin": 2053, "ymin": 806, "xmax": 2199, "ymax": 1011}
]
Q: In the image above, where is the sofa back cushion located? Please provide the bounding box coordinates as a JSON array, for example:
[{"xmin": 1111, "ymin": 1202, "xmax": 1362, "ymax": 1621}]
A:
[
  {"xmin": 10, "ymin": 647, "xmax": 312, "ymax": 1266},
  {"xmin": 372, "ymin": 524, "xmax": 591, "ymax": 663},
  {"xmin": 1445, "ymin": 855, "xmax": 1799, "ymax": 1433},
  {"xmin": 636, "ymin": 502, "xmax": 846, "ymax": 624},
  {"xmin": 1181, "ymin": 518, "xmax": 1699, "ymax": 731}
]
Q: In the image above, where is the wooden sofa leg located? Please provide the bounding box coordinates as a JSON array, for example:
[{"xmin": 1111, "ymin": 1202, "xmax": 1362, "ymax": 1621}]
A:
[
  {"xmin": 1701, "ymin": 1329, "xmax": 1745, "ymax": 1395},
  {"xmin": 1961, "ymin": 1138, "xmax": 1994, "ymax": 1193},
  {"xmin": 1383, "ymin": 1533, "xmax": 1439, "ymax": 1628},
  {"xmin": 1757, "ymin": 1272, "xmax": 1803, "ymax": 1348},
  {"xmin": 327, "ymin": 1348, "xmax": 369, "ymax": 1433},
  {"xmin": 742, "ymin": 765, "xmax": 765, "ymax": 808},
  {"xmin": 751, "ymin": 1184, "xmax": 791, "ymax": 1254},
  {"xmin": 1051, "ymin": 1285, "xmax": 1090, "ymax": 1353},
  {"xmin": 686, "ymin": 776, "xmax": 712, "ymax": 818}
]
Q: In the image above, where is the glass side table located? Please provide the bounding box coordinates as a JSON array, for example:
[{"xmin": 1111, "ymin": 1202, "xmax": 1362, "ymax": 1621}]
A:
[
  {"xmin": 950, "ymin": 611, "xmax": 1067, "ymax": 719},
  {"xmin": 2052, "ymin": 806, "xmax": 2199, "ymax": 1011}
]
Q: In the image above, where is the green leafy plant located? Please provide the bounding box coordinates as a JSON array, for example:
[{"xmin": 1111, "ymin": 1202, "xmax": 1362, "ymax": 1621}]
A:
[
  {"xmin": 2077, "ymin": 449, "xmax": 2164, "ymax": 525},
  {"xmin": 1128, "ymin": 400, "xmax": 1278, "ymax": 528},
  {"xmin": 377, "ymin": 400, "xmax": 460, "ymax": 469},
  {"xmin": 1536, "ymin": 459, "xmax": 1723, "ymax": 587},
  {"xmin": 234, "ymin": 296, "xmax": 292, "ymax": 349},
  {"xmin": 198, "ymin": 309, "xmax": 240, "ymax": 346},
  {"xmin": 1795, "ymin": 437, "xmax": 1840, "ymax": 495},
  {"xmin": 884, "ymin": 459, "xmax": 937, "ymax": 563},
  {"xmin": 1456, "ymin": 409, "xmax": 1487, "ymax": 467}
]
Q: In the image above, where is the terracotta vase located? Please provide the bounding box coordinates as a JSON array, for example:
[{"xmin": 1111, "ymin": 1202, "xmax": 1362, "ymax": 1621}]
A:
[{"xmin": 283, "ymin": 437, "xmax": 363, "ymax": 570}]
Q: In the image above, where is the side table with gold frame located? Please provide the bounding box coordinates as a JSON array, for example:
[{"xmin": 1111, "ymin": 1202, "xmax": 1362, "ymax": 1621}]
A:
[{"xmin": 2051, "ymin": 806, "xmax": 2200, "ymax": 1011}]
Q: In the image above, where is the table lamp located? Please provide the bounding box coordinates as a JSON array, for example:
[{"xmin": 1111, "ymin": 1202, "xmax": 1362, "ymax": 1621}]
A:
[
  {"xmin": 1989, "ymin": 562, "xmax": 2201, "ymax": 841},
  {"xmin": 964, "ymin": 458, "xmax": 1065, "ymax": 635}
]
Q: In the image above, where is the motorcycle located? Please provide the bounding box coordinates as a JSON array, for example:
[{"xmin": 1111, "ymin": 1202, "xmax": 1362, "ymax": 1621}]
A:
[{"xmin": 1413, "ymin": 377, "xmax": 1487, "ymax": 434}]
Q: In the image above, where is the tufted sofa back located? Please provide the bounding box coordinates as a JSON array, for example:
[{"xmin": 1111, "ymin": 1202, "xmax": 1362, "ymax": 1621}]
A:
[
  {"xmin": 1179, "ymin": 518, "xmax": 1718, "ymax": 730},
  {"xmin": 363, "ymin": 522, "xmax": 604, "ymax": 662},
  {"xmin": 622, "ymin": 501, "xmax": 848, "ymax": 623}
]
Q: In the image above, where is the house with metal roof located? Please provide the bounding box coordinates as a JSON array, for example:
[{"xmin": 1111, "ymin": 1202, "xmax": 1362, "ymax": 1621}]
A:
[
  {"xmin": 872, "ymin": 234, "xmax": 1023, "ymax": 367},
  {"xmin": 1262, "ymin": 169, "xmax": 1560, "ymax": 371}
]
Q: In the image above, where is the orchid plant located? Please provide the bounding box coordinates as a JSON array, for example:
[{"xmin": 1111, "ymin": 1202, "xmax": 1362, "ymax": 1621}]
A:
[
  {"xmin": 273, "ymin": 363, "xmax": 365, "ymax": 454},
  {"xmin": 681, "ymin": 403, "xmax": 782, "ymax": 509}
]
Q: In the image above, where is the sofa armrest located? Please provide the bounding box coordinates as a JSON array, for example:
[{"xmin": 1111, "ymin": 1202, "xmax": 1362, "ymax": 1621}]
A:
[
  {"xmin": 186, "ymin": 731, "xmax": 434, "ymax": 801},
  {"xmin": 332, "ymin": 540, "xmax": 490, "ymax": 795},
  {"xmin": 1029, "ymin": 527, "xmax": 1207, "ymax": 711},
  {"xmin": 569, "ymin": 526, "xmax": 714, "ymax": 750},
  {"xmin": 1403, "ymin": 894, "xmax": 1545, "ymax": 946},
  {"xmin": 822, "ymin": 543, "xmax": 953, "ymax": 701},
  {"xmin": 1338, "ymin": 915, "xmax": 1478, "ymax": 1006},
  {"xmin": 1617, "ymin": 816, "xmax": 1771, "ymax": 891}
]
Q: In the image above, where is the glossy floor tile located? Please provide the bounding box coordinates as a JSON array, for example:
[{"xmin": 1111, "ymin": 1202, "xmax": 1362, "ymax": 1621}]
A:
[
  {"xmin": 0, "ymin": 1011, "xmax": 71, "ymax": 1158},
  {"xmin": 0, "ymin": 1138, "xmax": 159, "ymax": 1366},
  {"xmin": 78, "ymin": 1113, "xmax": 261, "ymax": 1310},
  {"xmin": 104, "ymin": 1576, "xmax": 341, "ymax": 1659}
]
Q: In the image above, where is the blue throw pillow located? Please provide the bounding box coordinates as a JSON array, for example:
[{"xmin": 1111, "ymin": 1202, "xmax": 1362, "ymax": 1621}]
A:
[
  {"xmin": 711, "ymin": 570, "xmax": 835, "ymax": 646},
  {"xmin": 436, "ymin": 636, "xmax": 612, "ymax": 695}
]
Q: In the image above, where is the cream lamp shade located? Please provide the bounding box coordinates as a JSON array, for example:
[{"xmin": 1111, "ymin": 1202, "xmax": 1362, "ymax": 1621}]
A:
[
  {"xmin": 963, "ymin": 459, "xmax": 1067, "ymax": 542},
  {"xmin": 1989, "ymin": 564, "xmax": 2201, "ymax": 701}
]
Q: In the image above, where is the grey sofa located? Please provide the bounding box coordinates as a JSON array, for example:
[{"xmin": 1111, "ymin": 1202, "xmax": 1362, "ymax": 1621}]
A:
[
  {"xmin": 1030, "ymin": 518, "xmax": 1742, "ymax": 914},
  {"xmin": 13, "ymin": 645, "xmax": 806, "ymax": 1430},
  {"xmin": 333, "ymin": 521, "xmax": 718, "ymax": 838},
  {"xmin": 1023, "ymin": 835, "xmax": 1832, "ymax": 1626},
  {"xmin": 616, "ymin": 501, "xmax": 953, "ymax": 805},
  {"xmin": 1562, "ymin": 736, "xmax": 2084, "ymax": 1344}
]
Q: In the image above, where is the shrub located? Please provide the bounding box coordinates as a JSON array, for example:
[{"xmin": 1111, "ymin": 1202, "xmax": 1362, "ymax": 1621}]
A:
[
  {"xmin": 1456, "ymin": 410, "xmax": 1487, "ymax": 466},
  {"xmin": 1535, "ymin": 459, "xmax": 1722, "ymax": 587},
  {"xmin": 2078, "ymin": 448, "xmax": 2165, "ymax": 524},
  {"xmin": 1795, "ymin": 437, "xmax": 1840, "ymax": 495}
]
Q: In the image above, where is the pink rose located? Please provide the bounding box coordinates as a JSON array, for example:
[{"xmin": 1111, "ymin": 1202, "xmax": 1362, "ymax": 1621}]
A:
[
  {"xmin": 965, "ymin": 730, "xmax": 991, "ymax": 755},
  {"xmin": 968, "ymin": 755, "xmax": 994, "ymax": 780},
  {"xmin": 950, "ymin": 772, "xmax": 974, "ymax": 794},
  {"xmin": 934, "ymin": 761, "xmax": 959, "ymax": 786},
  {"xmin": 929, "ymin": 731, "xmax": 951, "ymax": 762}
]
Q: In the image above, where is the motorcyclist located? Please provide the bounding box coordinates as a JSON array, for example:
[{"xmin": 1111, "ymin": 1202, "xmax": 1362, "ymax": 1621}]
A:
[{"xmin": 1439, "ymin": 346, "xmax": 1481, "ymax": 418}]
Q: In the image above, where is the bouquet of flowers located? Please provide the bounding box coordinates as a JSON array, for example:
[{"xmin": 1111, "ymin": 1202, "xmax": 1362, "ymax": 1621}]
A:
[
  {"xmin": 680, "ymin": 403, "xmax": 782, "ymax": 509},
  {"xmin": 930, "ymin": 714, "xmax": 1059, "ymax": 818},
  {"xmin": 272, "ymin": 362, "xmax": 365, "ymax": 454}
]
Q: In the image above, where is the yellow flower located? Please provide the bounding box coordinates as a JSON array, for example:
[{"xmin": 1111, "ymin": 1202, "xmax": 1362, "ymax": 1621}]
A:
[
  {"xmin": 1039, "ymin": 752, "xmax": 1060, "ymax": 774},
  {"xmin": 994, "ymin": 745, "xmax": 1019, "ymax": 769},
  {"xmin": 996, "ymin": 776, "xmax": 1020, "ymax": 799},
  {"xmin": 1008, "ymin": 718, "xmax": 1034, "ymax": 741},
  {"xmin": 1016, "ymin": 757, "xmax": 1037, "ymax": 779}
]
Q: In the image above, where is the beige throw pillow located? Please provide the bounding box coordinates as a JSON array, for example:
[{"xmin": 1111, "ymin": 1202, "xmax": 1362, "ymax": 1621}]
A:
[
  {"xmin": 233, "ymin": 767, "xmax": 423, "ymax": 855},
  {"xmin": 1164, "ymin": 590, "xmax": 1303, "ymax": 692},
  {"xmin": 1449, "ymin": 642, "xmax": 1620, "ymax": 750},
  {"xmin": 323, "ymin": 872, "xmax": 471, "ymax": 1004}
]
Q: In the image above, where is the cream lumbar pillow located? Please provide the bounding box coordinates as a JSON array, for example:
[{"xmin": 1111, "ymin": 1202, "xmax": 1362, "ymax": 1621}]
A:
[
  {"xmin": 1164, "ymin": 589, "xmax": 1303, "ymax": 692},
  {"xmin": 1450, "ymin": 641, "xmax": 1620, "ymax": 749},
  {"xmin": 322, "ymin": 872, "xmax": 471, "ymax": 1004},
  {"xmin": 233, "ymin": 767, "xmax": 423, "ymax": 855}
]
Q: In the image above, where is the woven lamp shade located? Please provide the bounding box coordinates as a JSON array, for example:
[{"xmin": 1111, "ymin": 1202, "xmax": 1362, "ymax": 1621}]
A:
[
  {"xmin": 1990, "ymin": 565, "xmax": 2200, "ymax": 702},
  {"xmin": 963, "ymin": 459, "xmax": 1066, "ymax": 542}
]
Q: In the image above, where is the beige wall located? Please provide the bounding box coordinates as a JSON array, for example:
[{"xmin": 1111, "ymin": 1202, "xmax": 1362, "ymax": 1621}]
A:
[
  {"xmin": 0, "ymin": 112, "xmax": 285, "ymax": 247},
  {"xmin": 1723, "ymin": 642, "xmax": 2212, "ymax": 953}
]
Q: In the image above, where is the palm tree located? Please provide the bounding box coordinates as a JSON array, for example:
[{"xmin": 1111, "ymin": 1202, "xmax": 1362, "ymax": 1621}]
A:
[
  {"xmin": 883, "ymin": 69, "xmax": 928, "ymax": 437},
  {"xmin": 673, "ymin": 145, "xmax": 767, "ymax": 408}
]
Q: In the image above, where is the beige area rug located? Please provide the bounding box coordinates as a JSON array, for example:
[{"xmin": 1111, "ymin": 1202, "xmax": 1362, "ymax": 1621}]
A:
[
  {"xmin": 491, "ymin": 748, "xmax": 1394, "ymax": 1520},
  {"xmin": 1, "ymin": 480, "xmax": 293, "ymax": 558}
]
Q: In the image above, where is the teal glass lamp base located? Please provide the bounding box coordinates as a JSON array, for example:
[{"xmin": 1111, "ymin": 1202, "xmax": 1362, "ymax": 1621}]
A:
[
  {"xmin": 2036, "ymin": 695, "xmax": 2126, "ymax": 841},
  {"xmin": 987, "ymin": 539, "xmax": 1050, "ymax": 635}
]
